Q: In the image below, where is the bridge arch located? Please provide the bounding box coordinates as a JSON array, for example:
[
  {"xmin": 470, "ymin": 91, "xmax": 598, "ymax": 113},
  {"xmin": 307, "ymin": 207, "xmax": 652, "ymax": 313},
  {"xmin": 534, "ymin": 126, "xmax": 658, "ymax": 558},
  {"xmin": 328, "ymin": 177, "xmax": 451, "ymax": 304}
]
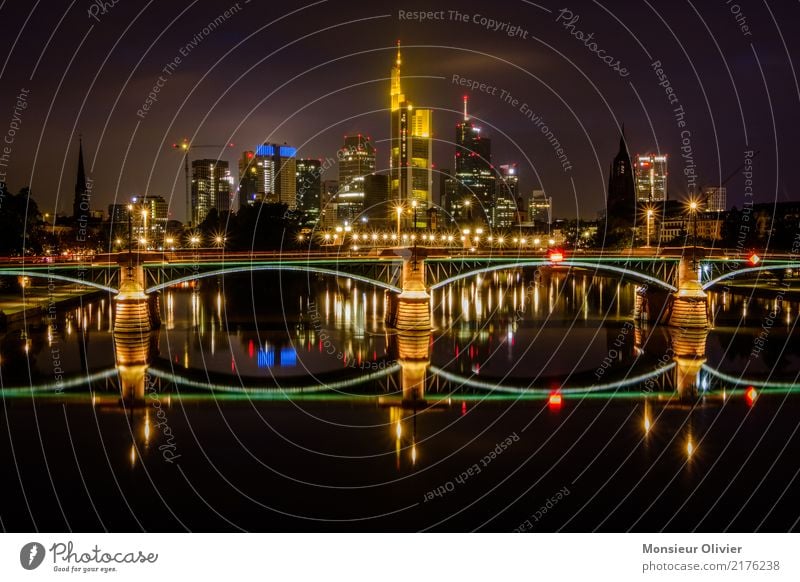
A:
[
  {"xmin": 428, "ymin": 364, "xmax": 675, "ymax": 395},
  {"xmin": 702, "ymin": 263, "xmax": 798, "ymax": 291},
  {"xmin": 429, "ymin": 260, "xmax": 677, "ymax": 292},
  {"xmin": 0, "ymin": 270, "xmax": 118, "ymax": 294},
  {"xmin": 145, "ymin": 264, "xmax": 402, "ymax": 294}
]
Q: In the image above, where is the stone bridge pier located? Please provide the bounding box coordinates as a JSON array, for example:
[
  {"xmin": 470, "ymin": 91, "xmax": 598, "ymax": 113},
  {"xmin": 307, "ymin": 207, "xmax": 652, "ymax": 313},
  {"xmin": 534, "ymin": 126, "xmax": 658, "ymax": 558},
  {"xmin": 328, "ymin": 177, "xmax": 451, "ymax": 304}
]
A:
[
  {"xmin": 384, "ymin": 248, "xmax": 431, "ymax": 332},
  {"xmin": 635, "ymin": 255, "xmax": 709, "ymax": 330},
  {"xmin": 668, "ymin": 256, "xmax": 709, "ymax": 329},
  {"xmin": 114, "ymin": 259, "xmax": 160, "ymax": 340}
]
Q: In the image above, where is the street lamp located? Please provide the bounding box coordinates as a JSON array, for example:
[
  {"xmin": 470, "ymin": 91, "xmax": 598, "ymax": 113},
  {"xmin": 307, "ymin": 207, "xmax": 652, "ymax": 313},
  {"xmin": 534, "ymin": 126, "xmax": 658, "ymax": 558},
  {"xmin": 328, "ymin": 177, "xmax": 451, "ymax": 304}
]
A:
[
  {"xmin": 395, "ymin": 205, "xmax": 404, "ymax": 242},
  {"xmin": 126, "ymin": 204, "xmax": 133, "ymax": 265},
  {"xmin": 688, "ymin": 199, "xmax": 700, "ymax": 268},
  {"xmin": 411, "ymin": 200, "xmax": 418, "ymax": 265},
  {"xmin": 645, "ymin": 208, "xmax": 654, "ymax": 248},
  {"xmin": 141, "ymin": 208, "xmax": 148, "ymax": 250}
]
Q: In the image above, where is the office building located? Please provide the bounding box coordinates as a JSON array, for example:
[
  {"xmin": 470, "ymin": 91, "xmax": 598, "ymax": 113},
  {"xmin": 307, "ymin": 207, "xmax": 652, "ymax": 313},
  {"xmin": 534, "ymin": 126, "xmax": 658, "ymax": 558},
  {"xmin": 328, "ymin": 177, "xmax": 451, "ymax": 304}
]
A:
[
  {"xmin": 191, "ymin": 159, "xmax": 232, "ymax": 224},
  {"xmin": 364, "ymin": 174, "xmax": 389, "ymax": 221},
  {"xmin": 704, "ymin": 186, "xmax": 727, "ymax": 212},
  {"xmin": 529, "ymin": 190, "xmax": 552, "ymax": 226},
  {"xmin": 132, "ymin": 195, "xmax": 169, "ymax": 245},
  {"xmin": 253, "ymin": 143, "xmax": 298, "ymax": 208},
  {"xmin": 390, "ymin": 42, "xmax": 433, "ymax": 226},
  {"xmin": 296, "ymin": 158, "xmax": 322, "ymax": 220},
  {"xmin": 337, "ymin": 135, "xmax": 376, "ymax": 222},
  {"xmin": 440, "ymin": 169, "xmax": 460, "ymax": 223},
  {"xmin": 455, "ymin": 96, "xmax": 495, "ymax": 225},
  {"xmin": 238, "ymin": 150, "xmax": 260, "ymax": 208},
  {"xmin": 635, "ymin": 153, "xmax": 667, "ymax": 203}
]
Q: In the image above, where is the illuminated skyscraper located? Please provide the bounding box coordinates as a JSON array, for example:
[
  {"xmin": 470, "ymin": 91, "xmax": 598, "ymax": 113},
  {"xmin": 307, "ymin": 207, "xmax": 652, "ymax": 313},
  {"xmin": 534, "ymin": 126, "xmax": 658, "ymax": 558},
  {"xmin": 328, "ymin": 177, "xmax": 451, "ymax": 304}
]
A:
[
  {"xmin": 253, "ymin": 143, "xmax": 298, "ymax": 209},
  {"xmin": 498, "ymin": 164, "xmax": 519, "ymax": 200},
  {"xmin": 529, "ymin": 190, "xmax": 552, "ymax": 226},
  {"xmin": 238, "ymin": 150, "xmax": 260, "ymax": 208},
  {"xmin": 635, "ymin": 153, "xmax": 668, "ymax": 203},
  {"xmin": 130, "ymin": 195, "xmax": 168, "ymax": 246},
  {"xmin": 455, "ymin": 96, "xmax": 495, "ymax": 225},
  {"xmin": 390, "ymin": 42, "xmax": 433, "ymax": 226},
  {"xmin": 296, "ymin": 158, "xmax": 322, "ymax": 221},
  {"xmin": 337, "ymin": 135, "xmax": 376, "ymax": 222},
  {"xmin": 191, "ymin": 159, "xmax": 232, "ymax": 224},
  {"xmin": 440, "ymin": 169, "xmax": 460, "ymax": 222}
]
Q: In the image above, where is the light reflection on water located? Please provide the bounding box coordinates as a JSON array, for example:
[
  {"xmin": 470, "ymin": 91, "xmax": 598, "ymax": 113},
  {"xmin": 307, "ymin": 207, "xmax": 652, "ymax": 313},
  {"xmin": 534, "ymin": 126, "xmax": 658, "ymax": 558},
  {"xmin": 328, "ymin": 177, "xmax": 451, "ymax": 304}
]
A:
[
  {"xmin": 2, "ymin": 271, "xmax": 799, "ymax": 531},
  {"xmin": 0, "ymin": 270, "xmax": 797, "ymax": 392}
]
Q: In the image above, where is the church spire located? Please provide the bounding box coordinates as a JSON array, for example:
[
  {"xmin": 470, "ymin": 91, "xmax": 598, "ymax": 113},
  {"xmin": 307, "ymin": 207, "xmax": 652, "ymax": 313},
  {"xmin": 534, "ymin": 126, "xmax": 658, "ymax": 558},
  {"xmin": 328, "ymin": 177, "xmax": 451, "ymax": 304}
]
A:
[{"xmin": 618, "ymin": 123, "xmax": 628, "ymax": 155}]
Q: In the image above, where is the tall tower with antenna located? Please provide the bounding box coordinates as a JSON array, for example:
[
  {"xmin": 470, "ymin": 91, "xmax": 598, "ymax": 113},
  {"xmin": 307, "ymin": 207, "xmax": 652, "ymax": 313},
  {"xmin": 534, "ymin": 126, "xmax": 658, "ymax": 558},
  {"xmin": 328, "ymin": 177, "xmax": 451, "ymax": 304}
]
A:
[{"xmin": 389, "ymin": 42, "xmax": 433, "ymax": 227}]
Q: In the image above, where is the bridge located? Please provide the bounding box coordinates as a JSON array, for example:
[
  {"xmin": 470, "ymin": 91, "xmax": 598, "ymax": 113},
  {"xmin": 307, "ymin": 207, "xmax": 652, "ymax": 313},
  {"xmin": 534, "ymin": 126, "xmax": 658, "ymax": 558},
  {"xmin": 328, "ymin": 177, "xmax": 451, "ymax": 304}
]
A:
[{"xmin": 1, "ymin": 248, "xmax": 797, "ymax": 333}]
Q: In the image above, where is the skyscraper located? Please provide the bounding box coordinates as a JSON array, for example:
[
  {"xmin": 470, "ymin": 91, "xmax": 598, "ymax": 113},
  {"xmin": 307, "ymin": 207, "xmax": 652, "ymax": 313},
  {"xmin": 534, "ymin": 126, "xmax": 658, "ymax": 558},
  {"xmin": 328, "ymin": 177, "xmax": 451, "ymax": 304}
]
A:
[
  {"xmin": 703, "ymin": 186, "xmax": 727, "ymax": 212},
  {"xmin": 529, "ymin": 190, "xmax": 552, "ymax": 226},
  {"xmin": 254, "ymin": 144, "xmax": 298, "ymax": 209},
  {"xmin": 364, "ymin": 174, "xmax": 389, "ymax": 220},
  {"xmin": 607, "ymin": 128, "xmax": 636, "ymax": 228},
  {"xmin": 131, "ymin": 195, "xmax": 168, "ymax": 246},
  {"xmin": 494, "ymin": 164, "xmax": 519, "ymax": 228},
  {"xmin": 337, "ymin": 135, "xmax": 376, "ymax": 222},
  {"xmin": 440, "ymin": 169, "xmax": 460, "ymax": 222},
  {"xmin": 455, "ymin": 97, "xmax": 495, "ymax": 225},
  {"xmin": 191, "ymin": 159, "xmax": 231, "ymax": 224},
  {"xmin": 389, "ymin": 42, "xmax": 433, "ymax": 226},
  {"xmin": 296, "ymin": 158, "xmax": 322, "ymax": 221},
  {"xmin": 635, "ymin": 153, "xmax": 667, "ymax": 203},
  {"xmin": 238, "ymin": 150, "xmax": 260, "ymax": 208},
  {"xmin": 498, "ymin": 164, "xmax": 519, "ymax": 200}
]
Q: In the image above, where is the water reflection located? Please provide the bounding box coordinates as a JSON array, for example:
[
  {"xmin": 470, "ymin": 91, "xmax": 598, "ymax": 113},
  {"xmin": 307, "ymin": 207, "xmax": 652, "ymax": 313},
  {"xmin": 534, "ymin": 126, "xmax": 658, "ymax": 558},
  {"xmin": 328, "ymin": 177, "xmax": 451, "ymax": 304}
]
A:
[{"xmin": 1, "ymin": 271, "xmax": 797, "ymax": 405}]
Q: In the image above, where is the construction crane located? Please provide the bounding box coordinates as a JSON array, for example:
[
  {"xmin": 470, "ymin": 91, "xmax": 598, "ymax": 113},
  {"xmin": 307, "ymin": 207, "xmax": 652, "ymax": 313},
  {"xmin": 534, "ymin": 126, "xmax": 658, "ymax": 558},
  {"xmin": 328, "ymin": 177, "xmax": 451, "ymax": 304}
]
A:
[
  {"xmin": 698, "ymin": 150, "xmax": 760, "ymax": 207},
  {"xmin": 172, "ymin": 139, "xmax": 234, "ymax": 226}
]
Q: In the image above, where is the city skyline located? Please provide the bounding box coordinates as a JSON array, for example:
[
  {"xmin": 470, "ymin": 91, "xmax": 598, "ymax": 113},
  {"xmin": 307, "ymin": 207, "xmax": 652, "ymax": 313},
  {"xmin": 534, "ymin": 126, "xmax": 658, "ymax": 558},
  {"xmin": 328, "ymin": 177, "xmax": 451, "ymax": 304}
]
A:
[{"xmin": 0, "ymin": 0, "xmax": 796, "ymax": 223}]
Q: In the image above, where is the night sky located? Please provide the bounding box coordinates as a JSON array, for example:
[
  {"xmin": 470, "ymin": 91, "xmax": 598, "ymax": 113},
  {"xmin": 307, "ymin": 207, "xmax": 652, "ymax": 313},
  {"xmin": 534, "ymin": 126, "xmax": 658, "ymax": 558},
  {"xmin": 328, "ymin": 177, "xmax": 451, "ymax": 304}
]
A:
[{"xmin": 0, "ymin": 0, "xmax": 797, "ymax": 222}]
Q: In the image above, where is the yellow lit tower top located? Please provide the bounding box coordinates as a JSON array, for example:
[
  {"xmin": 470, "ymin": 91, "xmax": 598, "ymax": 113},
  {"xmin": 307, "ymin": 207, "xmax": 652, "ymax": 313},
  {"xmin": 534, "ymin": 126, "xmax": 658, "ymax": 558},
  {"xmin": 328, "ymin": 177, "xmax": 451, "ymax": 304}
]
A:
[{"xmin": 391, "ymin": 40, "xmax": 405, "ymax": 112}]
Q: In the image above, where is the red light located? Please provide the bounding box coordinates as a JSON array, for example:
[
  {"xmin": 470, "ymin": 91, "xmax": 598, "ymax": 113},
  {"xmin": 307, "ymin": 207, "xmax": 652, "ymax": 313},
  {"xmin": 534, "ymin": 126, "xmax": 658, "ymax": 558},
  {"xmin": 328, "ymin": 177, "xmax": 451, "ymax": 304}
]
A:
[
  {"xmin": 461, "ymin": 401, "xmax": 467, "ymax": 415},
  {"xmin": 247, "ymin": 152, "xmax": 254, "ymax": 159},
  {"xmin": 548, "ymin": 250, "xmax": 565, "ymax": 263},
  {"xmin": 745, "ymin": 386, "xmax": 757, "ymax": 406},
  {"xmin": 548, "ymin": 392, "xmax": 562, "ymax": 408},
  {"xmin": 749, "ymin": 253, "xmax": 761, "ymax": 266}
]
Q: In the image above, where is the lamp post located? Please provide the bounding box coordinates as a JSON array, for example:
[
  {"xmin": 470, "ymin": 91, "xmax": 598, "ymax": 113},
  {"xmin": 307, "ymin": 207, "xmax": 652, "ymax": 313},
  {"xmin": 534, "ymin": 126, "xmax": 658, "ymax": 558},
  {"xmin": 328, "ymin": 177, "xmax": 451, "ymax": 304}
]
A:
[
  {"xmin": 395, "ymin": 205, "xmax": 403, "ymax": 242},
  {"xmin": 141, "ymin": 208, "xmax": 148, "ymax": 251},
  {"xmin": 689, "ymin": 200, "xmax": 699, "ymax": 269},
  {"xmin": 411, "ymin": 200, "xmax": 418, "ymax": 269},
  {"xmin": 126, "ymin": 204, "xmax": 133, "ymax": 267},
  {"xmin": 646, "ymin": 209, "xmax": 653, "ymax": 248}
]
